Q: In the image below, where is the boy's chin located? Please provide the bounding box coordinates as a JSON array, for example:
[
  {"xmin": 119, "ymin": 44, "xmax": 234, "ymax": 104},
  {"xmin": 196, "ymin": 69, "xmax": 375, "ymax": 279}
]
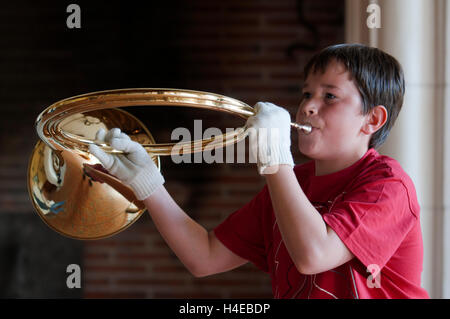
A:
[
  {"xmin": 298, "ymin": 143, "xmax": 319, "ymax": 159},
  {"xmin": 298, "ymin": 143, "xmax": 333, "ymax": 161}
]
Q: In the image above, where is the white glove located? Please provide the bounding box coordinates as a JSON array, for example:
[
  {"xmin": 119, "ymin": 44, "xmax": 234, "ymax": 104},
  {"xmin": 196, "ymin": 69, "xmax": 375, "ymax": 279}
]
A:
[
  {"xmin": 246, "ymin": 102, "xmax": 294, "ymax": 175},
  {"xmin": 88, "ymin": 128, "xmax": 165, "ymax": 200}
]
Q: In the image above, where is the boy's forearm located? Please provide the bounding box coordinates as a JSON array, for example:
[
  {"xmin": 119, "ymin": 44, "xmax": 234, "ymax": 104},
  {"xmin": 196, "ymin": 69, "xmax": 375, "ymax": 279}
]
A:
[
  {"xmin": 265, "ymin": 165, "xmax": 328, "ymax": 272},
  {"xmin": 142, "ymin": 185, "xmax": 210, "ymax": 276}
]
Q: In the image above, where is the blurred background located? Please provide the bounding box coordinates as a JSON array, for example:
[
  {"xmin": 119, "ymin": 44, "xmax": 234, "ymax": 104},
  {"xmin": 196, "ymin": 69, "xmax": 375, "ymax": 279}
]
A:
[{"xmin": 0, "ymin": 0, "xmax": 448, "ymax": 298}]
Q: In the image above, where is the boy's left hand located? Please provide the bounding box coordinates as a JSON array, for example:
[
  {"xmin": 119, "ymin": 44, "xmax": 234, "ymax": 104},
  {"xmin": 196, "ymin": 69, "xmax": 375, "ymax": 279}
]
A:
[{"xmin": 246, "ymin": 102, "xmax": 294, "ymax": 175}]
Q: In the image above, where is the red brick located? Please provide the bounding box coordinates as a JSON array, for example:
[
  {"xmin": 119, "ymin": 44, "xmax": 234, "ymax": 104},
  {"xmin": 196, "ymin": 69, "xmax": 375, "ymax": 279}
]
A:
[
  {"xmin": 116, "ymin": 278, "xmax": 186, "ymax": 286},
  {"xmin": 83, "ymin": 279, "xmax": 110, "ymax": 286},
  {"xmin": 84, "ymin": 253, "xmax": 110, "ymax": 260},
  {"xmin": 153, "ymin": 292, "xmax": 222, "ymax": 299},
  {"xmin": 152, "ymin": 265, "xmax": 189, "ymax": 273},
  {"xmin": 84, "ymin": 266, "xmax": 147, "ymax": 273},
  {"xmin": 115, "ymin": 252, "xmax": 173, "ymax": 260},
  {"xmin": 84, "ymin": 292, "xmax": 147, "ymax": 299}
]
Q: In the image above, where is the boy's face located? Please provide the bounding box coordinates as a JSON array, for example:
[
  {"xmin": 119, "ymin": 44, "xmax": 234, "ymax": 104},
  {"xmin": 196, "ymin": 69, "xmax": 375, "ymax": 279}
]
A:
[{"xmin": 296, "ymin": 59, "xmax": 370, "ymax": 162}]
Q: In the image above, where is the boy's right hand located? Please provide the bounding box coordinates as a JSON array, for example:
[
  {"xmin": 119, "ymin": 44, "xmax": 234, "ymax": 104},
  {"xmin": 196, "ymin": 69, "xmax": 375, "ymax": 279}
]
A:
[{"xmin": 88, "ymin": 128, "xmax": 165, "ymax": 201}]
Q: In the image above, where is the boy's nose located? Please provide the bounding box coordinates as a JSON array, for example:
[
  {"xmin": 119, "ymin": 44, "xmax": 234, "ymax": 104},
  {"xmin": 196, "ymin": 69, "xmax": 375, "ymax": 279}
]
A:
[{"xmin": 300, "ymin": 99, "xmax": 318, "ymax": 116}]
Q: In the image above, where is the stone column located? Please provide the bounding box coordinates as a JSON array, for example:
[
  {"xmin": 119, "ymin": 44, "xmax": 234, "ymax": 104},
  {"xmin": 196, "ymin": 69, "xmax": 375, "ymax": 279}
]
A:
[{"xmin": 345, "ymin": 0, "xmax": 450, "ymax": 298}]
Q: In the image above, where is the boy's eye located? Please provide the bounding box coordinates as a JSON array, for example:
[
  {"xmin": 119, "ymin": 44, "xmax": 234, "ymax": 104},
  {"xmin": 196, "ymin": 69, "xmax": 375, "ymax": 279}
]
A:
[
  {"xmin": 325, "ymin": 93, "xmax": 336, "ymax": 99},
  {"xmin": 302, "ymin": 92, "xmax": 311, "ymax": 99}
]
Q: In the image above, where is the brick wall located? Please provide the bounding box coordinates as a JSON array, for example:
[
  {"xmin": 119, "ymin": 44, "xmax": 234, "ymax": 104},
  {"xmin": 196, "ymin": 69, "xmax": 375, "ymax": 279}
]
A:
[{"xmin": 0, "ymin": 0, "xmax": 344, "ymax": 298}]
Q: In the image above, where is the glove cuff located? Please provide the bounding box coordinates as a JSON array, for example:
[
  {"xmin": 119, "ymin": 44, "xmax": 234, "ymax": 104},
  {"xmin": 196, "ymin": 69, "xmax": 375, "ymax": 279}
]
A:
[
  {"xmin": 258, "ymin": 146, "xmax": 294, "ymax": 175},
  {"xmin": 128, "ymin": 165, "xmax": 165, "ymax": 201}
]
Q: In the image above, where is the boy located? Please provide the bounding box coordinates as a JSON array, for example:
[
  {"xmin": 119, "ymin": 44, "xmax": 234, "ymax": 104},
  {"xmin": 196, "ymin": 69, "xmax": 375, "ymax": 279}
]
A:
[{"xmin": 89, "ymin": 44, "xmax": 429, "ymax": 298}]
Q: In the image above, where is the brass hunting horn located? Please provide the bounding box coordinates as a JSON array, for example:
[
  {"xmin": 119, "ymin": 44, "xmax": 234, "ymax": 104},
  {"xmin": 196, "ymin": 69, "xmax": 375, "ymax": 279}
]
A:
[{"xmin": 27, "ymin": 88, "xmax": 311, "ymax": 240}]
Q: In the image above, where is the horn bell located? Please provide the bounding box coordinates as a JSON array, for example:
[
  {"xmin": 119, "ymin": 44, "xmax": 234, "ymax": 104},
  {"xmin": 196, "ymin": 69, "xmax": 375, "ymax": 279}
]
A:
[{"xmin": 27, "ymin": 108, "xmax": 159, "ymax": 240}]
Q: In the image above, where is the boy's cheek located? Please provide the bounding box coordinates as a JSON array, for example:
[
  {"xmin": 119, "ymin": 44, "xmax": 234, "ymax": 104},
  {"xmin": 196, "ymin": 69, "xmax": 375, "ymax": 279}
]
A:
[{"xmin": 295, "ymin": 107, "xmax": 303, "ymax": 123}]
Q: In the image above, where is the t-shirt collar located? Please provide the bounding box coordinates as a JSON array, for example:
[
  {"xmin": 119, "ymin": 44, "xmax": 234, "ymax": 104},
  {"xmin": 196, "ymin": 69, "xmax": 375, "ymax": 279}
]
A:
[{"xmin": 306, "ymin": 148, "xmax": 378, "ymax": 193}]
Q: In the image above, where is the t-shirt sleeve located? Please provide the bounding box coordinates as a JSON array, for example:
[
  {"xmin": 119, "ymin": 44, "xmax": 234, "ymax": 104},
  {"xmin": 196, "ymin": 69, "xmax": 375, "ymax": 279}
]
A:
[
  {"xmin": 323, "ymin": 180, "xmax": 418, "ymax": 270},
  {"xmin": 213, "ymin": 187, "xmax": 270, "ymax": 273}
]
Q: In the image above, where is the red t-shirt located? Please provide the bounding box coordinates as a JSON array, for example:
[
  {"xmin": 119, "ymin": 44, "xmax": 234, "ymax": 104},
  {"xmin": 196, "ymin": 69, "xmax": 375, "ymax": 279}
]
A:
[{"xmin": 214, "ymin": 148, "xmax": 429, "ymax": 299}]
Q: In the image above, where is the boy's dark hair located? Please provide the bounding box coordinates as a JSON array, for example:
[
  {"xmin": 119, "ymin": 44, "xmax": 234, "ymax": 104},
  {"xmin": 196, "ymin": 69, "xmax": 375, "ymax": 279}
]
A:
[{"xmin": 302, "ymin": 43, "xmax": 405, "ymax": 149}]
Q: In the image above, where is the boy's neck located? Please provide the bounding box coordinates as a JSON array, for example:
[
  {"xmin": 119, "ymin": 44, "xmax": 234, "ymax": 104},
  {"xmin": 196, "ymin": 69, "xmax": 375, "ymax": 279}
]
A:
[{"xmin": 314, "ymin": 147, "xmax": 369, "ymax": 176}]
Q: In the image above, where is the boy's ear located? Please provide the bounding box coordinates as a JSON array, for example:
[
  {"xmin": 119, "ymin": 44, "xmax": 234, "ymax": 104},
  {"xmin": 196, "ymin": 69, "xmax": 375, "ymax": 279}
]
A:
[{"xmin": 362, "ymin": 105, "xmax": 388, "ymax": 135}]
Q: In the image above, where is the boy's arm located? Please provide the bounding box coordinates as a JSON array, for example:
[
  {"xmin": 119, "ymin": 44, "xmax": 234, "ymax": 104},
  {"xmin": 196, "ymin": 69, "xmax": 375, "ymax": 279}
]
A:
[
  {"xmin": 246, "ymin": 102, "xmax": 353, "ymax": 274},
  {"xmin": 89, "ymin": 128, "xmax": 247, "ymax": 277},
  {"xmin": 265, "ymin": 165, "xmax": 354, "ymax": 275},
  {"xmin": 143, "ymin": 185, "xmax": 248, "ymax": 277}
]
